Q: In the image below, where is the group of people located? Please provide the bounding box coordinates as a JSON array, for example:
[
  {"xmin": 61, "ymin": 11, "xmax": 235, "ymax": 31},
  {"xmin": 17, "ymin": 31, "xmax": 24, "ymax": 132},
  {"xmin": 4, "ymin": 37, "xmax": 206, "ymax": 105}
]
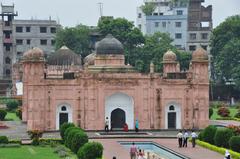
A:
[
  {"xmin": 176, "ymin": 130, "xmax": 198, "ymax": 148},
  {"xmin": 105, "ymin": 117, "xmax": 139, "ymax": 132},
  {"xmin": 130, "ymin": 142, "xmax": 145, "ymax": 159}
]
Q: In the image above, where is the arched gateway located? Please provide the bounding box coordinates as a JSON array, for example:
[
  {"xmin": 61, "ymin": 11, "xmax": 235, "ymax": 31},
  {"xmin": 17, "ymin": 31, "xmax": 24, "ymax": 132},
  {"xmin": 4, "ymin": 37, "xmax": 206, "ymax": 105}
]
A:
[
  {"xmin": 105, "ymin": 93, "xmax": 134, "ymax": 129},
  {"xmin": 56, "ymin": 104, "xmax": 73, "ymax": 130},
  {"xmin": 165, "ymin": 103, "xmax": 181, "ymax": 129}
]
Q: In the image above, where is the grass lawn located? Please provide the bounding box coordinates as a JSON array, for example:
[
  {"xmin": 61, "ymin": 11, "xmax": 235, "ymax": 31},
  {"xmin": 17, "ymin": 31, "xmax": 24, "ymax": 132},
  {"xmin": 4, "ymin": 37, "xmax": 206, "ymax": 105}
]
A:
[
  {"xmin": 211, "ymin": 108, "xmax": 238, "ymax": 120},
  {"xmin": 5, "ymin": 112, "xmax": 20, "ymax": 121},
  {"xmin": 0, "ymin": 146, "xmax": 77, "ymax": 159}
]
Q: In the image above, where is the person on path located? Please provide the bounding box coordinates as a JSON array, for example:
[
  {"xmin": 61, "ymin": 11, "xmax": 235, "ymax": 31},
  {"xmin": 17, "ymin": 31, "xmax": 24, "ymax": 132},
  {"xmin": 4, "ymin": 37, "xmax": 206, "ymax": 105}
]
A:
[
  {"xmin": 105, "ymin": 117, "xmax": 109, "ymax": 132},
  {"xmin": 183, "ymin": 130, "xmax": 189, "ymax": 147},
  {"xmin": 191, "ymin": 130, "xmax": 198, "ymax": 148},
  {"xmin": 224, "ymin": 150, "xmax": 231, "ymax": 159},
  {"xmin": 130, "ymin": 142, "xmax": 137, "ymax": 159},
  {"xmin": 135, "ymin": 119, "xmax": 139, "ymax": 132},
  {"xmin": 137, "ymin": 149, "xmax": 145, "ymax": 159},
  {"xmin": 177, "ymin": 130, "xmax": 183, "ymax": 148}
]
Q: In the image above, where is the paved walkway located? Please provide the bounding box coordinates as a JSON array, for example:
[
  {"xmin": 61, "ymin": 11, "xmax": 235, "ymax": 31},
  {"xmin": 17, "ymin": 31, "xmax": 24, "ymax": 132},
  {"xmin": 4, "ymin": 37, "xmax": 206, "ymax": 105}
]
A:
[
  {"xmin": 93, "ymin": 138, "xmax": 224, "ymax": 159},
  {"xmin": 210, "ymin": 120, "xmax": 240, "ymax": 127}
]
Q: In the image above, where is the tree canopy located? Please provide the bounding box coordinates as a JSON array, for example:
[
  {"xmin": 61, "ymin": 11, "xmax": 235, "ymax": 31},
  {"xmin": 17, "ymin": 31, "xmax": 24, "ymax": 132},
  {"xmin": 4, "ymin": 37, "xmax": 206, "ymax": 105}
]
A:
[
  {"xmin": 210, "ymin": 15, "xmax": 240, "ymax": 88},
  {"xmin": 140, "ymin": 2, "xmax": 156, "ymax": 16}
]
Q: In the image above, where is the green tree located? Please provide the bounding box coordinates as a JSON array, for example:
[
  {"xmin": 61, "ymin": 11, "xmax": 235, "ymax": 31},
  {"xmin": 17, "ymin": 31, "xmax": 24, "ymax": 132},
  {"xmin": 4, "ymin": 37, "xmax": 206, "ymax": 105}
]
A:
[
  {"xmin": 140, "ymin": 2, "xmax": 156, "ymax": 16},
  {"xmin": 55, "ymin": 24, "xmax": 92, "ymax": 58},
  {"xmin": 210, "ymin": 15, "xmax": 240, "ymax": 85}
]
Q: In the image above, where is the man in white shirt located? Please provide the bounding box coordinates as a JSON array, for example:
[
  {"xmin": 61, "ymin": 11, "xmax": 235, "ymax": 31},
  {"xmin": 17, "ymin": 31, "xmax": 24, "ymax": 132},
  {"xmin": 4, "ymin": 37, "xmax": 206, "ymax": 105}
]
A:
[
  {"xmin": 105, "ymin": 117, "xmax": 109, "ymax": 132},
  {"xmin": 183, "ymin": 130, "xmax": 189, "ymax": 147},
  {"xmin": 191, "ymin": 130, "xmax": 198, "ymax": 148},
  {"xmin": 177, "ymin": 130, "xmax": 183, "ymax": 147}
]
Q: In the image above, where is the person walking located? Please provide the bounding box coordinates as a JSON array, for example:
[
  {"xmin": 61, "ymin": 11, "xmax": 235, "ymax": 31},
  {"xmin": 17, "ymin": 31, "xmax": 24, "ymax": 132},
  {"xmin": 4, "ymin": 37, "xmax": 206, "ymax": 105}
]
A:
[
  {"xmin": 191, "ymin": 130, "xmax": 198, "ymax": 148},
  {"xmin": 105, "ymin": 117, "xmax": 109, "ymax": 132},
  {"xmin": 177, "ymin": 130, "xmax": 183, "ymax": 148},
  {"xmin": 135, "ymin": 119, "xmax": 139, "ymax": 132},
  {"xmin": 224, "ymin": 150, "xmax": 231, "ymax": 159},
  {"xmin": 130, "ymin": 142, "xmax": 137, "ymax": 159},
  {"xmin": 183, "ymin": 130, "xmax": 189, "ymax": 147}
]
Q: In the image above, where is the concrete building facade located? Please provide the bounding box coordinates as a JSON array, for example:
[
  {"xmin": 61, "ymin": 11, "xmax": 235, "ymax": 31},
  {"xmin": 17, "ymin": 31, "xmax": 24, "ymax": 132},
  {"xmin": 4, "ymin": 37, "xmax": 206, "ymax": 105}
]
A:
[
  {"xmin": 16, "ymin": 34, "xmax": 210, "ymax": 131},
  {"xmin": 0, "ymin": 4, "xmax": 60, "ymax": 79}
]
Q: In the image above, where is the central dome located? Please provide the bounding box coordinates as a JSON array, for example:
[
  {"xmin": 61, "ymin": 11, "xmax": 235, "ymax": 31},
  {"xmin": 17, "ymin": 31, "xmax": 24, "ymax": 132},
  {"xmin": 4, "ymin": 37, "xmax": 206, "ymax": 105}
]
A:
[{"xmin": 96, "ymin": 34, "xmax": 124, "ymax": 55}]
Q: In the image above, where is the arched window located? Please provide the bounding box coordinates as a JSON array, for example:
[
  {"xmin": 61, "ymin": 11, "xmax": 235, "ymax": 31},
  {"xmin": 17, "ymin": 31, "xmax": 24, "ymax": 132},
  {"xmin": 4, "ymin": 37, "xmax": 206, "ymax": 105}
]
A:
[
  {"xmin": 5, "ymin": 69, "xmax": 11, "ymax": 75},
  {"xmin": 61, "ymin": 106, "xmax": 67, "ymax": 111},
  {"xmin": 169, "ymin": 105, "xmax": 175, "ymax": 111},
  {"xmin": 5, "ymin": 57, "xmax": 11, "ymax": 64}
]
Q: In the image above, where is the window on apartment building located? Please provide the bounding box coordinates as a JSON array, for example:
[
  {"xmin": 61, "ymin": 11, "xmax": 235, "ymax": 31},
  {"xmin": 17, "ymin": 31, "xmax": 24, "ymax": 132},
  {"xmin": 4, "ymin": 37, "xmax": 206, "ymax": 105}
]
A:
[
  {"xmin": 175, "ymin": 33, "xmax": 182, "ymax": 39},
  {"xmin": 16, "ymin": 27, "xmax": 23, "ymax": 33},
  {"xmin": 26, "ymin": 27, "xmax": 31, "ymax": 32},
  {"xmin": 27, "ymin": 39, "xmax": 31, "ymax": 45},
  {"xmin": 51, "ymin": 40, "xmax": 55, "ymax": 46},
  {"xmin": 5, "ymin": 45, "xmax": 11, "ymax": 51},
  {"xmin": 201, "ymin": 33, "xmax": 208, "ymax": 40},
  {"xmin": 50, "ymin": 27, "xmax": 56, "ymax": 33},
  {"xmin": 201, "ymin": 45, "xmax": 208, "ymax": 50},
  {"xmin": 176, "ymin": 10, "xmax": 183, "ymax": 15},
  {"xmin": 153, "ymin": 13, "xmax": 158, "ymax": 16},
  {"xmin": 138, "ymin": 24, "xmax": 142, "ymax": 30},
  {"xmin": 138, "ymin": 13, "xmax": 142, "ymax": 18},
  {"xmin": 5, "ymin": 69, "xmax": 11, "ymax": 76},
  {"xmin": 17, "ymin": 52, "xmax": 23, "ymax": 56},
  {"xmin": 5, "ymin": 57, "xmax": 11, "ymax": 64},
  {"xmin": 155, "ymin": 22, "xmax": 159, "ymax": 27},
  {"xmin": 175, "ymin": 22, "xmax": 181, "ymax": 27},
  {"xmin": 175, "ymin": 45, "xmax": 182, "ymax": 49},
  {"xmin": 189, "ymin": 45, "xmax": 196, "ymax": 51},
  {"xmin": 40, "ymin": 27, "xmax": 47, "ymax": 33},
  {"xmin": 190, "ymin": 33, "xmax": 197, "ymax": 40},
  {"xmin": 16, "ymin": 39, "xmax": 23, "ymax": 45},
  {"xmin": 40, "ymin": 39, "xmax": 47, "ymax": 45},
  {"xmin": 162, "ymin": 22, "xmax": 166, "ymax": 28},
  {"xmin": 159, "ymin": 13, "xmax": 163, "ymax": 15}
]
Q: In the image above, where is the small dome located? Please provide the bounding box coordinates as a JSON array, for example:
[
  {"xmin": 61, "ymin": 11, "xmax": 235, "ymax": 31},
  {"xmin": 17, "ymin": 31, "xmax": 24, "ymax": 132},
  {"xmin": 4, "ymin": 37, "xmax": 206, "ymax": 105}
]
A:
[
  {"xmin": 96, "ymin": 34, "xmax": 124, "ymax": 55},
  {"xmin": 163, "ymin": 50, "xmax": 177, "ymax": 62},
  {"xmin": 47, "ymin": 46, "xmax": 81, "ymax": 65},
  {"xmin": 192, "ymin": 48, "xmax": 208, "ymax": 61},
  {"xmin": 23, "ymin": 47, "xmax": 44, "ymax": 60}
]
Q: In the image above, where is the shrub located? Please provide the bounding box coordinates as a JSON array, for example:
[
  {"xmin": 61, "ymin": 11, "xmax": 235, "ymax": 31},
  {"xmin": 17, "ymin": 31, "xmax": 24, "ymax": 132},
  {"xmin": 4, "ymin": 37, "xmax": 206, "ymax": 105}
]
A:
[
  {"xmin": 196, "ymin": 140, "xmax": 240, "ymax": 159},
  {"xmin": 65, "ymin": 128, "xmax": 82, "ymax": 148},
  {"xmin": 227, "ymin": 125, "xmax": 240, "ymax": 135},
  {"xmin": 77, "ymin": 142, "xmax": 103, "ymax": 159},
  {"xmin": 0, "ymin": 109, "xmax": 7, "ymax": 120},
  {"xmin": 6, "ymin": 99, "xmax": 19, "ymax": 111},
  {"xmin": 198, "ymin": 131, "xmax": 203, "ymax": 141},
  {"xmin": 53, "ymin": 145, "xmax": 66, "ymax": 153},
  {"xmin": 217, "ymin": 106, "xmax": 230, "ymax": 117},
  {"xmin": 58, "ymin": 150, "xmax": 68, "ymax": 158},
  {"xmin": 71, "ymin": 131, "xmax": 88, "ymax": 153},
  {"xmin": 60, "ymin": 122, "xmax": 75, "ymax": 140},
  {"xmin": 202, "ymin": 125, "xmax": 217, "ymax": 144},
  {"xmin": 0, "ymin": 136, "xmax": 8, "ymax": 144},
  {"xmin": 28, "ymin": 130, "xmax": 43, "ymax": 146},
  {"xmin": 234, "ymin": 109, "xmax": 240, "ymax": 118},
  {"xmin": 214, "ymin": 128, "xmax": 234, "ymax": 148},
  {"xmin": 16, "ymin": 107, "xmax": 22, "ymax": 120},
  {"xmin": 209, "ymin": 108, "xmax": 213, "ymax": 118},
  {"xmin": 229, "ymin": 136, "xmax": 240, "ymax": 153}
]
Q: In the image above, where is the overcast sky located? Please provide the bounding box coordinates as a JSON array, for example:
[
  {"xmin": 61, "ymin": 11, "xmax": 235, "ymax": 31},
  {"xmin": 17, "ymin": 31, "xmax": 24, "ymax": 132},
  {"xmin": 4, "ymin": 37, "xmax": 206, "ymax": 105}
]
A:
[{"xmin": 1, "ymin": 0, "xmax": 240, "ymax": 28}]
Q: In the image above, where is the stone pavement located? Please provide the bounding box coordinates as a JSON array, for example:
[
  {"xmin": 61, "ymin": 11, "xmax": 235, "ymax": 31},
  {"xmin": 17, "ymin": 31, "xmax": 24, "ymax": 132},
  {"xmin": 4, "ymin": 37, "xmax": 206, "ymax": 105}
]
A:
[{"xmin": 93, "ymin": 138, "xmax": 224, "ymax": 159}]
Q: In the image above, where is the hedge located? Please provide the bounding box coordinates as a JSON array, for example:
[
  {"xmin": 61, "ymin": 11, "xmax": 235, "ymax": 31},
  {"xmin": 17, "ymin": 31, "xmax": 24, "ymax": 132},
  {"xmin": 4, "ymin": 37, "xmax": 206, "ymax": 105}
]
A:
[
  {"xmin": 77, "ymin": 142, "xmax": 103, "ymax": 159},
  {"xmin": 229, "ymin": 136, "xmax": 240, "ymax": 153},
  {"xmin": 202, "ymin": 125, "xmax": 217, "ymax": 144},
  {"xmin": 0, "ymin": 109, "xmax": 7, "ymax": 120},
  {"xmin": 70, "ymin": 131, "xmax": 88, "ymax": 153},
  {"xmin": 64, "ymin": 127, "xmax": 82, "ymax": 148},
  {"xmin": 214, "ymin": 128, "xmax": 234, "ymax": 148},
  {"xmin": 60, "ymin": 122, "xmax": 75, "ymax": 140},
  {"xmin": 6, "ymin": 99, "xmax": 19, "ymax": 111},
  {"xmin": 196, "ymin": 140, "xmax": 240, "ymax": 159},
  {"xmin": 0, "ymin": 136, "xmax": 8, "ymax": 144}
]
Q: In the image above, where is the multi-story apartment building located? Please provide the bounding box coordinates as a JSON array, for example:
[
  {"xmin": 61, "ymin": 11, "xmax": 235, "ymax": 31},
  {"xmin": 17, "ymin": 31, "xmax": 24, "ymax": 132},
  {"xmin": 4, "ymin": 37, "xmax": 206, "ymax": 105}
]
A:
[
  {"xmin": 187, "ymin": 0, "xmax": 212, "ymax": 52},
  {"xmin": 137, "ymin": 0, "xmax": 212, "ymax": 52},
  {"xmin": 137, "ymin": 0, "xmax": 188, "ymax": 50},
  {"xmin": 0, "ymin": 4, "xmax": 60, "ymax": 79}
]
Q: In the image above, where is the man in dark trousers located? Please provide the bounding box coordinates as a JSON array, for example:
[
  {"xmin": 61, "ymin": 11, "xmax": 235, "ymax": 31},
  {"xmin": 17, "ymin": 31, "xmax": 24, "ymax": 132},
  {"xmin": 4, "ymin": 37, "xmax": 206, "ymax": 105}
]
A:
[{"xmin": 177, "ymin": 130, "xmax": 183, "ymax": 147}]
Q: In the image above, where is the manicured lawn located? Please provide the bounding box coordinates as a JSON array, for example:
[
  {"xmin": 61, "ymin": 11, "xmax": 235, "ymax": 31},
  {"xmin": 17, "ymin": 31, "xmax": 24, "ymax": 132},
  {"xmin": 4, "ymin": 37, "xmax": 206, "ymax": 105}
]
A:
[
  {"xmin": 211, "ymin": 108, "xmax": 238, "ymax": 120},
  {"xmin": 0, "ymin": 146, "xmax": 77, "ymax": 159},
  {"xmin": 5, "ymin": 112, "xmax": 20, "ymax": 121}
]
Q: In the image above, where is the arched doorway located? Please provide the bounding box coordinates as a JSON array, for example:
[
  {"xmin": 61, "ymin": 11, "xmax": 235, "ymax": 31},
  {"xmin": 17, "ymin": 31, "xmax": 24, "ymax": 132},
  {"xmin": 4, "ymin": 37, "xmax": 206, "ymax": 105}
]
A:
[
  {"xmin": 56, "ymin": 104, "xmax": 72, "ymax": 130},
  {"xmin": 105, "ymin": 92, "xmax": 134, "ymax": 129},
  {"xmin": 111, "ymin": 108, "xmax": 126, "ymax": 129},
  {"xmin": 165, "ymin": 104, "xmax": 181, "ymax": 129}
]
